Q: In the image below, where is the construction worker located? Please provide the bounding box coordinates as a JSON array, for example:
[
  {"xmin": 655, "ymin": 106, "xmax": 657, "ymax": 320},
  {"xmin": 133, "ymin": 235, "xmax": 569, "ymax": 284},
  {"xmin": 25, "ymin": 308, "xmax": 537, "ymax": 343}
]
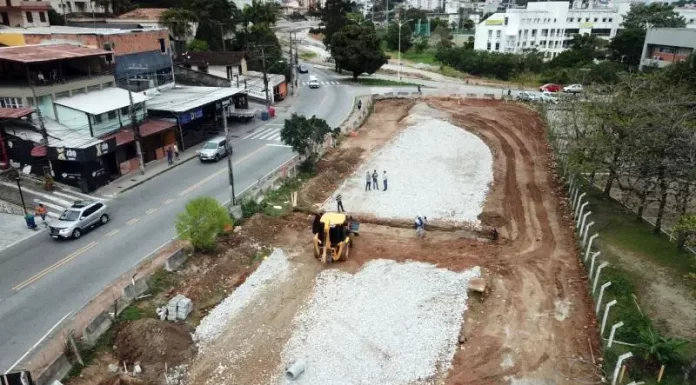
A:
[
  {"xmin": 365, "ymin": 171, "xmax": 371, "ymax": 191},
  {"xmin": 35, "ymin": 203, "xmax": 48, "ymax": 227},
  {"xmin": 336, "ymin": 194, "xmax": 345, "ymax": 212},
  {"xmin": 372, "ymin": 170, "xmax": 379, "ymax": 191},
  {"xmin": 415, "ymin": 215, "xmax": 427, "ymax": 239}
]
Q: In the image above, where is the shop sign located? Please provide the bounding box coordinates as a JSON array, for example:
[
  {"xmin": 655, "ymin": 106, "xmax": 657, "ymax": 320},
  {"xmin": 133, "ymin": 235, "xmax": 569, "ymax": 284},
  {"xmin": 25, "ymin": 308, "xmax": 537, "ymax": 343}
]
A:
[
  {"xmin": 179, "ymin": 108, "xmax": 204, "ymax": 124},
  {"xmin": 485, "ymin": 19, "xmax": 504, "ymax": 25},
  {"xmin": 49, "ymin": 138, "xmax": 116, "ymax": 162}
]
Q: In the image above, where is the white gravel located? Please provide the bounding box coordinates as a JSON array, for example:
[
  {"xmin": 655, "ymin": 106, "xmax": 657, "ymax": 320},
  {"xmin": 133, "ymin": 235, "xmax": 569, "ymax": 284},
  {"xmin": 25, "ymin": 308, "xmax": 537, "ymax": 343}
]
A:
[
  {"xmin": 278, "ymin": 259, "xmax": 480, "ymax": 385},
  {"xmin": 193, "ymin": 248, "xmax": 291, "ymax": 352},
  {"xmin": 323, "ymin": 112, "xmax": 493, "ymax": 225}
]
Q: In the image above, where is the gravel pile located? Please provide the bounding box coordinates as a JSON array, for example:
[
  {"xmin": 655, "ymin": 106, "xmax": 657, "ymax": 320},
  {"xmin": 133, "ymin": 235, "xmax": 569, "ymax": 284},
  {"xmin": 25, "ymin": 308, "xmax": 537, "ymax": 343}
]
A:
[
  {"xmin": 279, "ymin": 260, "xmax": 480, "ymax": 385},
  {"xmin": 323, "ymin": 113, "xmax": 493, "ymax": 225},
  {"xmin": 194, "ymin": 248, "xmax": 291, "ymax": 352}
]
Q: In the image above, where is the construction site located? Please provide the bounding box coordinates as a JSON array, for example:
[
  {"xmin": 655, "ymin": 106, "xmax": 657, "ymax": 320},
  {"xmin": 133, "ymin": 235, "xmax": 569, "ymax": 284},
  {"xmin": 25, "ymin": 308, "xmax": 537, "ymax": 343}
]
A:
[{"xmin": 73, "ymin": 98, "xmax": 601, "ymax": 385}]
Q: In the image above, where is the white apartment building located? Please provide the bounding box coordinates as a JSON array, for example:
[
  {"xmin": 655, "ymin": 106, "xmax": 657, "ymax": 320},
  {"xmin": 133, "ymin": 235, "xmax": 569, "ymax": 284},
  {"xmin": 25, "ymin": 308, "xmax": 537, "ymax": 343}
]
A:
[
  {"xmin": 474, "ymin": 1, "xmax": 696, "ymax": 59},
  {"xmin": 51, "ymin": 0, "xmax": 111, "ymax": 15},
  {"xmin": 407, "ymin": 0, "xmax": 446, "ymax": 11}
]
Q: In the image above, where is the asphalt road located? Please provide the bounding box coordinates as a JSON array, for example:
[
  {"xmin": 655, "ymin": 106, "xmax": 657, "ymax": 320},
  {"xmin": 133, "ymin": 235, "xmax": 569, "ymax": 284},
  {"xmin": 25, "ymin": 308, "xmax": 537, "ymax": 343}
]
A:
[{"xmin": 0, "ymin": 65, "xmax": 355, "ymax": 373}]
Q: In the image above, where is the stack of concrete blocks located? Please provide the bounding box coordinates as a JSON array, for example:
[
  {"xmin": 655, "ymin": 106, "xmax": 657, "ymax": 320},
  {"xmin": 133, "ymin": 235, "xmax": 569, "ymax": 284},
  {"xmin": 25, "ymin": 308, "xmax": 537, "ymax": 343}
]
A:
[{"xmin": 167, "ymin": 294, "xmax": 193, "ymax": 321}]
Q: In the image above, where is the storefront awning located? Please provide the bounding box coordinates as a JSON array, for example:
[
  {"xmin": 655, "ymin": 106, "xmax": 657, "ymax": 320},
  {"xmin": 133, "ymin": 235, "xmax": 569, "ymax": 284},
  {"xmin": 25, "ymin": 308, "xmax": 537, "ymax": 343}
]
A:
[
  {"xmin": 0, "ymin": 107, "xmax": 35, "ymax": 119},
  {"xmin": 102, "ymin": 119, "xmax": 177, "ymax": 146},
  {"xmin": 146, "ymin": 85, "xmax": 245, "ymax": 113}
]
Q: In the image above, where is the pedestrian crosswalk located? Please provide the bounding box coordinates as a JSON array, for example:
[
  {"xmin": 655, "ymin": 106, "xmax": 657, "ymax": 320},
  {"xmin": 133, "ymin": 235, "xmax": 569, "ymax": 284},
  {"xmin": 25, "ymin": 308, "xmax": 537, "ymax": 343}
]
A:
[
  {"xmin": 301, "ymin": 80, "xmax": 342, "ymax": 86},
  {"xmin": 0, "ymin": 180, "xmax": 104, "ymax": 219},
  {"xmin": 243, "ymin": 124, "xmax": 284, "ymax": 142}
]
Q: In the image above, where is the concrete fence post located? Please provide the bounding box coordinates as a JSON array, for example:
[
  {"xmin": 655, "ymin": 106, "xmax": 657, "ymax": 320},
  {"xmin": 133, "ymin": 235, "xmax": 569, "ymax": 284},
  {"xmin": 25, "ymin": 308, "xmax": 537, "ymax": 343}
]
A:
[
  {"xmin": 608, "ymin": 321, "xmax": 624, "ymax": 348},
  {"xmin": 574, "ymin": 193, "xmax": 587, "ymax": 217},
  {"xmin": 601, "ymin": 299, "xmax": 617, "ymax": 334},
  {"xmin": 582, "ymin": 222, "xmax": 595, "ymax": 247},
  {"xmin": 593, "ymin": 262, "xmax": 609, "ymax": 294},
  {"xmin": 584, "ymin": 233, "xmax": 598, "ymax": 262},
  {"xmin": 577, "ymin": 205, "xmax": 590, "ymax": 230},
  {"xmin": 589, "ymin": 251, "xmax": 601, "ymax": 278},
  {"xmin": 595, "ymin": 281, "xmax": 616, "ymax": 316},
  {"xmin": 612, "ymin": 352, "xmax": 633, "ymax": 385}
]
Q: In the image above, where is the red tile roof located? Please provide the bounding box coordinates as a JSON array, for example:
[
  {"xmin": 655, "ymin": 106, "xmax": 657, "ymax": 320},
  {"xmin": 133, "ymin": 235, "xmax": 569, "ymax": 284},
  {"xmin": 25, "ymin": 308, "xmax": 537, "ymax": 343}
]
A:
[
  {"xmin": 0, "ymin": 107, "xmax": 35, "ymax": 119},
  {"xmin": 0, "ymin": 44, "xmax": 112, "ymax": 63},
  {"xmin": 117, "ymin": 8, "xmax": 168, "ymax": 20}
]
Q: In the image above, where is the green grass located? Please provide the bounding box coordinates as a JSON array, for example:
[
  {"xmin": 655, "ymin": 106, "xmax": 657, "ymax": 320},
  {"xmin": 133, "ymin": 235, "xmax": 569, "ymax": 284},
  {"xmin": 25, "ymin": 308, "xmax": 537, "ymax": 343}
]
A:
[
  {"xmin": 299, "ymin": 51, "xmax": 317, "ymax": 60},
  {"xmin": 148, "ymin": 268, "xmax": 176, "ymax": 295},
  {"xmin": 382, "ymin": 43, "xmax": 439, "ymax": 66},
  {"xmin": 350, "ymin": 78, "xmax": 423, "ymax": 87}
]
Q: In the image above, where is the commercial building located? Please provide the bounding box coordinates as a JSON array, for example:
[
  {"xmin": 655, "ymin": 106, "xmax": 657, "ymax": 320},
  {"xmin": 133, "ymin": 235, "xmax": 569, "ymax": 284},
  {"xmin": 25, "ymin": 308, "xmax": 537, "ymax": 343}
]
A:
[
  {"xmin": 474, "ymin": 1, "xmax": 696, "ymax": 58},
  {"xmin": 51, "ymin": 0, "xmax": 110, "ymax": 16},
  {"xmin": 639, "ymin": 28, "xmax": 696, "ymax": 69},
  {"xmin": 0, "ymin": 26, "xmax": 174, "ymax": 88},
  {"xmin": 0, "ymin": 44, "xmax": 177, "ymax": 191},
  {"xmin": 0, "ymin": 0, "xmax": 51, "ymax": 28}
]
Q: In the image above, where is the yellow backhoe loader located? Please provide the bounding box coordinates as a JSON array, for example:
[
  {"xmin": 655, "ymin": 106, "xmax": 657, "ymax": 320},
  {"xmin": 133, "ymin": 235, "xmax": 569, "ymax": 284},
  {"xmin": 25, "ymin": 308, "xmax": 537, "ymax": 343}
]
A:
[{"xmin": 312, "ymin": 212, "xmax": 359, "ymax": 263}]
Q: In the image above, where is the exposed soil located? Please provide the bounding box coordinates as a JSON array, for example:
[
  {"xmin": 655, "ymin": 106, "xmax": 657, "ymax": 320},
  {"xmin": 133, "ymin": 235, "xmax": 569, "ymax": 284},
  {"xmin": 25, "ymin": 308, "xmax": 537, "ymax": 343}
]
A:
[
  {"xmin": 184, "ymin": 98, "xmax": 600, "ymax": 385},
  {"xmin": 114, "ymin": 319, "xmax": 195, "ymax": 367}
]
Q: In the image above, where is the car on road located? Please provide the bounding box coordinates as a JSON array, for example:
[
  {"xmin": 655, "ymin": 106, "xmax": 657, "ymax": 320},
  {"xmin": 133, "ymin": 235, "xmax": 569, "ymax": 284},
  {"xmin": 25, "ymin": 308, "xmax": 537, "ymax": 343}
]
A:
[
  {"xmin": 516, "ymin": 91, "xmax": 540, "ymax": 102},
  {"xmin": 539, "ymin": 83, "xmax": 561, "ymax": 93},
  {"xmin": 308, "ymin": 75, "xmax": 320, "ymax": 89},
  {"xmin": 539, "ymin": 91, "xmax": 558, "ymax": 104},
  {"xmin": 563, "ymin": 84, "xmax": 583, "ymax": 93},
  {"xmin": 297, "ymin": 64, "xmax": 308, "ymax": 73},
  {"xmin": 49, "ymin": 200, "xmax": 109, "ymax": 240},
  {"xmin": 197, "ymin": 136, "xmax": 231, "ymax": 162}
]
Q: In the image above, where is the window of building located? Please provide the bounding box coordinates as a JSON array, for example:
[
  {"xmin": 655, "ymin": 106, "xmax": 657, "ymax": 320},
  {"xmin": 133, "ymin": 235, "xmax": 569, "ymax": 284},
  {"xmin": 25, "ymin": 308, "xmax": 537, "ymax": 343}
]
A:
[
  {"xmin": 135, "ymin": 103, "xmax": 143, "ymax": 111},
  {"xmin": 94, "ymin": 114, "xmax": 103, "ymax": 124},
  {"xmin": 488, "ymin": 30, "xmax": 493, "ymax": 38},
  {"xmin": 504, "ymin": 16, "xmax": 508, "ymax": 25},
  {"xmin": 55, "ymin": 91, "xmax": 70, "ymax": 99},
  {"xmin": 87, "ymin": 85, "xmax": 101, "ymax": 92},
  {"xmin": 158, "ymin": 38, "xmax": 166, "ymax": 53},
  {"xmin": 39, "ymin": 12, "xmax": 45, "ymax": 22},
  {"xmin": 585, "ymin": 17, "xmax": 589, "ymax": 22},
  {"xmin": 107, "ymin": 110, "xmax": 117, "ymax": 120},
  {"xmin": 486, "ymin": 42, "xmax": 491, "ymax": 50},
  {"xmin": 27, "ymin": 97, "xmax": 35, "ymax": 106},
  {"xmin": 121, "ymin": 106, "xmax": 129, "ymax": 115},
  {"xmin": 608, "ymin": 18, "xmax": 612, "ymax": 22},
  {"xmin": 0, "ymin": 97, "xmax": 23, "ymax": 108},
  {"xmin": 26, "ymin": 12, "xmax": 33, "ymax": 23},
  {"xmin": 495, "ymin": 42, "xmax": 500, "ymax": 50},
  {"xmin": 496, "ymin": 30, "xmax": 501, "ymax": 38},
  {"xmin": 554, "ymin": 18, "xmax": 557, "ymax": 22},
  {"xmin": 690, "ymin": 18, "xmax": 694, "ymax": 24},
  {"xmin": 594, "ymin": 17, "xmax": 598, "ymax": 22},
  {"xmin": 567, "ymin": 17, "xmax": 571, "ymax": 22}
]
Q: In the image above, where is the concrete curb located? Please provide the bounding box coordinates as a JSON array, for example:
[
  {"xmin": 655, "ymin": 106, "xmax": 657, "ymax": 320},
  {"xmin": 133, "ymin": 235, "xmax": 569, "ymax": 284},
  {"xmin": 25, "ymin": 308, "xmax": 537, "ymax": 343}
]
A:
[{"xmin": 106, "ymin": 154, "xmax": 198, "ymax": 196}]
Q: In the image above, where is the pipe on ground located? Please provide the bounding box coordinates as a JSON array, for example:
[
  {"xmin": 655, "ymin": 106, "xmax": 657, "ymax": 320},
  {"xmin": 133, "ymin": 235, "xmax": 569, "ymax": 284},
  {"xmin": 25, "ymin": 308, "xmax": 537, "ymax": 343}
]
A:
[{"xmin": 285, "ymin": 359, "xmax": 306, "ymax": 381}]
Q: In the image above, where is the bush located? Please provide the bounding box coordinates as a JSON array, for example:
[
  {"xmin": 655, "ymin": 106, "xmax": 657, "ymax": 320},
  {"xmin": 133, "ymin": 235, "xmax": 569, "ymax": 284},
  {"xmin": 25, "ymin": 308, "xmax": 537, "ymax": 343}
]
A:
[
  {"xmin": 241, "ymin": 199, "xmax": 263, "ymax": 218},
  {"xmin": 175, "ymin": 197, "xmax": 232, "ymax": 252}
]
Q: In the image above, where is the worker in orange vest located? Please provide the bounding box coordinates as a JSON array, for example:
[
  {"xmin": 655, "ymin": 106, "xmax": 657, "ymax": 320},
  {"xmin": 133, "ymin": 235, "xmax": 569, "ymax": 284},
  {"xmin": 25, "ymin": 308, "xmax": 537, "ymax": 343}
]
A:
[{"xmin": 35, "ymin": 203, "xmax": 48, "ymax": 227}]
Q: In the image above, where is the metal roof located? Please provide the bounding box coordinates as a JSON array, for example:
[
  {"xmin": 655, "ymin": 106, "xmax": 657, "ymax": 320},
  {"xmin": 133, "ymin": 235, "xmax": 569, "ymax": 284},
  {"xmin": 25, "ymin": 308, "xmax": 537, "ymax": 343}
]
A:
[
  {"xmin": 117, "ymin": 8, "xmax": 168, "ymax": 20},
  {"xmin": 0, "ymin": 107, "xmax": 35, "ymax": 119},
  {"xmin": 0, "ymin": 44, "xmax": 112, "ymax": 63},
  {"xmin": 54, "ymin": 88, "xmax": 149, "ymax": 116},
  {"xmin": 0, "ymin": 25, "xmax": 165, "ymax": 36},
  {"xmin": 146, "ymin": 85, "xmax": 245, "ymax": 113}
]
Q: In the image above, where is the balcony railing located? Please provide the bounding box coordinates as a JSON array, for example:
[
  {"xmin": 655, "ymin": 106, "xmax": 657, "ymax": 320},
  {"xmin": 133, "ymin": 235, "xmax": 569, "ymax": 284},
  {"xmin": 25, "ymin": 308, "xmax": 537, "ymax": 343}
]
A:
[{"xmin": 0, "ymin": 69, "xmax": 115, "ymax": 89}]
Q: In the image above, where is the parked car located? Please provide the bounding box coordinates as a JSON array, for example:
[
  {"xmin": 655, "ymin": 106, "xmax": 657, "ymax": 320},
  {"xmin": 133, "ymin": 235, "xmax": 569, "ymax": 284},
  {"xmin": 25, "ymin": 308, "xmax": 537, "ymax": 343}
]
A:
[
  {"xmin": 563, "ymin": 84, "xmax": 583, "ymax": 93},
  {"xmin": 517, "ymin": 91, "xmax": 540, "ymax": 102},
  {"xmin": 539, "ymin": 91, "xmax": 558, "ymax": 104},
  {"xmin": 297, "ymin": 64, "xmax": 308, "ymax": 74},
  {"xmin": 49, "ymin": 200, "xmax": 110, "ymax": 240},
  {"xmin": 197, "ymin": 136, "xmax": 231, "ymax": 162},
  {"xmin": 539, "ymin": 83, "xmax": 562, "ymax": 93}
]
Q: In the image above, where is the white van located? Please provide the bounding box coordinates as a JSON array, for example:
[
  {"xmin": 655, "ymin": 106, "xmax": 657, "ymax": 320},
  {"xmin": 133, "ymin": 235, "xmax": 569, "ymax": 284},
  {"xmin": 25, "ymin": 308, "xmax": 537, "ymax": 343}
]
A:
[{"xmin": 308, "ymin": 75, "xmax": 320, "ymax": 89}]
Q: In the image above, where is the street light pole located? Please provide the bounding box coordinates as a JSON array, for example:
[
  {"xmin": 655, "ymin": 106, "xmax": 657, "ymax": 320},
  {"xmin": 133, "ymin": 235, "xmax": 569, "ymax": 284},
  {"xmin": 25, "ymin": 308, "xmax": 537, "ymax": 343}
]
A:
[
  {"xmin": 397, "ymin": 19, "xmax": 413, "ymax": 83},
  {"xmin": 127, "ymin": 76, "xmax": 146, "ymax": 175},
  {"xmin": 221, "ymin": 100, "xmax": 236, "ymax": 206},
  {"xmin": 16, "ymin": 177, "xmax": 27, "ymax": 215}
]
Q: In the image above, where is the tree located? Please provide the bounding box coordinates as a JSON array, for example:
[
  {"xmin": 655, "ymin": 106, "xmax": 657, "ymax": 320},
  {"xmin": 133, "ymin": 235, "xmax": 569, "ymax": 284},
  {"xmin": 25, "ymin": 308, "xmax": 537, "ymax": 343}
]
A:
[
  {"xmin": 463, "ymin": 18, "xmax": 475, "ymax": 31},
  {"xmin": 159, "ymin": 8, "xmax": 197, "ymax": 41},
  {"xmin": 280, "ymin": 114, "xmax": 338, "ymax": 162},
  {"xmin": 175, "ymin": 197, "xmax": 232, "ymax": 252},
  {"xmin": 331, "ymin": 24, "xmax": 388, "ymax": 80},
  {"xmin": 96, "ymin": 0, "xmax": 133, "ymax": 15},
  {"xmin": 608, "ymin": 28, "xmax": 646, "ymax": 66},
  {"xmin": 385, "ymin": 21, "xmax": 413, "ymax": 52},
  {"xmin": 47, "ymin": 9, "xmax": 65, "ymax": 25},
  {"xmin": 413, "ymin": 37, "xmax": 429, "ymax": 53},
  {"xmin": 432, "ymin": 25, "xmax": 453, "ymax": 49},
  {"xmin": 187, "ymin": 39, "xmax": 209, "ymax": 51},
  {"xmin": 320, "ymin": 0, "xmax": 355, "ymax": 48}
]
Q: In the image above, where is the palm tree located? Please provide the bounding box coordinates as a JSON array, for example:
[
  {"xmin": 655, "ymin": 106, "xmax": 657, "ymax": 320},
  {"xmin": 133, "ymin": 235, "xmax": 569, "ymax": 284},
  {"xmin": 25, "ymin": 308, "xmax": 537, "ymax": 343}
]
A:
[{"xmin": 159, "ymin": 8, "xmax": 197, "ymax": 42}]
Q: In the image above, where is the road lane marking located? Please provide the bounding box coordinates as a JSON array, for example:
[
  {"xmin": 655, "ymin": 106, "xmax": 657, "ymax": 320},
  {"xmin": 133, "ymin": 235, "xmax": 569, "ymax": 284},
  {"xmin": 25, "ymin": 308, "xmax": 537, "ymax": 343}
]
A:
[
  {"xmin": 178, "ymin": 145, "xmax": 270, "ymax": 197},
  {"xmin": 3, "ymin": 311, "xmax": 73, "ymax": 374},
  {"xmin": 146, "ymin": 208, "xmax": 157, "ymax": 214},
  {"xmin": 13, "ymin": 242, "xmax": 98, "ymax": 291},
  {"xmin": 163, "ymin": 198, "xmax": 175, "ymax": 205},
  {"xmin": 126, "ymin": 218, "xmax": 140, "ymax": 226},
  {"xmin": 105, "ymin": 229, "xmax": 120, "ymax": 237},
  {"xmin": 266, "ymin": 144, "xmax": 293, "ymax": 148}
]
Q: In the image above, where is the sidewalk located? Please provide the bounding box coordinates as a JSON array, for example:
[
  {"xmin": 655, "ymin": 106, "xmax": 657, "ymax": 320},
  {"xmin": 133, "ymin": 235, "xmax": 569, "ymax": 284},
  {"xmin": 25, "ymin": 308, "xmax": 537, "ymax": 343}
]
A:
[
  {"xmin": 0, "ymin": 212, "xmax": 45, "ymax": 251},
  {"xmin": 95, "ymin": 113, "xmax": 288, "ymax": 198}
]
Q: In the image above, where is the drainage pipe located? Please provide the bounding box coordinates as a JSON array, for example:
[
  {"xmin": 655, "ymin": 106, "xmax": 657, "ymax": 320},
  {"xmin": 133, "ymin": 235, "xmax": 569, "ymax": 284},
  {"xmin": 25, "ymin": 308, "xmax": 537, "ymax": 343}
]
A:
[{"xmin": 285, "ymin": 359, "xmax": 306, "ymax": 381}]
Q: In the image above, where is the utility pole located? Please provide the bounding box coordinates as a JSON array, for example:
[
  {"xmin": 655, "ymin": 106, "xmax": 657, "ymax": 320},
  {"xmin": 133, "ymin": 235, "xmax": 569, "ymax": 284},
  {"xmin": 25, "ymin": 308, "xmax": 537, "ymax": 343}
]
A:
[
  {"xmin": 127, "ymin": 76, "xmax": 146, "ymax": 175},
  {"xmin": 397, "ymin": 19, "xmax": 413, "ymax": 83},
  {"xmin": 260, "ymin": 47, "xmax": 271, "ymax": 109},
  {"xmin": 28, "ymin": 75, "xmax": 54, "ymax": 184},
  {"xmin": 288, "ymin": 32, "xmax": 294, "ymax": 96},
  {"xmin": 221, "ymin": 99, "xmax": 236, "ymax": 206}
]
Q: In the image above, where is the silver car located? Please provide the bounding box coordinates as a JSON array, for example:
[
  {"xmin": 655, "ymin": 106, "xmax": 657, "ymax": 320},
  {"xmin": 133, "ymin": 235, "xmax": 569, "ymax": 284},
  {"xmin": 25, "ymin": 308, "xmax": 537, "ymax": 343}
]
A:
[
  {"xmin": 198, "ymin": 136, "xmax": 231, "ymax": 162},
  {"xmin": 49, "ymin": 200, "xmax": 110, "ymax": 239}
]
